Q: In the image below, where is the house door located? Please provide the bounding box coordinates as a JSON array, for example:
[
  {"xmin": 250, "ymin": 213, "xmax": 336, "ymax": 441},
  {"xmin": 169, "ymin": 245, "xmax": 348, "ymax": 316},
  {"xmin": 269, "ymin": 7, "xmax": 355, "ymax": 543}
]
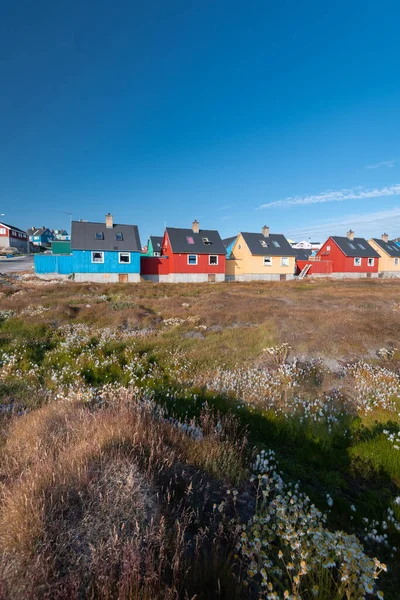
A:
[
  {"xmin": 118, "ymin": 274, "xmax": 128, "ymax": 283},
  {"xmin": 208, "ymin": 274, "xmax": 216, "ymax": 283}
]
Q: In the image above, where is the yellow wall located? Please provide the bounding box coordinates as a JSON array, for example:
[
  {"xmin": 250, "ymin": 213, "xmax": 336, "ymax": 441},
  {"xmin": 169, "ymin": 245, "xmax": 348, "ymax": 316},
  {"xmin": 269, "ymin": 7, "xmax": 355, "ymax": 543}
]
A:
[
  {"xmin": 226, "ymin": 233, "xmax": 296, "ymax": 276},
  {"xmin": 368, "ymin": 239, "xmax": 400, "ymax": 272}
]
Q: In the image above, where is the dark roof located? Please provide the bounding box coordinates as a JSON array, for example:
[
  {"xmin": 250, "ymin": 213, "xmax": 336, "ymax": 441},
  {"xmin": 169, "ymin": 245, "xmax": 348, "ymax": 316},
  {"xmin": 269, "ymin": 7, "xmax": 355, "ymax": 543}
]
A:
[
  {"xmin": 71, "ymin": 221, "xmax": 141, "ymax": 252},
  {"xmin": 330, "ymin": 236, "xmax": 380, "ymax": 258},
  {"xmin": 0, "ymin": 222, "xmax": 26, "ymax": 235},
  {"xmin": 149, "ymin": 236, "xmax": 163, "ymax": 250},
  {"xmin": 223, "ymin": 236, "xmax": 237, "ymax": 248},
  {"xmin": 165, "ymin": 227, "xmax": 226, "ymax": 254},
  {"xmin": 241, "ymin": 232, "xmax": 296, "ymax": 256},
  {"xmin": 294, "ymin": 248, "xmax": 313, "ymax": 261},
  {"xmin": 371, "ymin": 238, "xmax": 400, "ymax": 257},
  {"xmin": 27, "ymin": 226, "xmax": 51, "ymax": 236}
]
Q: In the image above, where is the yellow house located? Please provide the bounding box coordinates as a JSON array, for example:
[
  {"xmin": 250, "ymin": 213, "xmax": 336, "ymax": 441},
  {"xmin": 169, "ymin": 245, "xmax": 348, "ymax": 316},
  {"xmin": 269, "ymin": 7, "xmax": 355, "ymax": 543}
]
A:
[
  {"xmin": 368, "ymin": 234, "xmax": 400, "ymax": 276},
  {"xmin": 226, "ymin": 226, "xmax": 296, "ymax": 281}
]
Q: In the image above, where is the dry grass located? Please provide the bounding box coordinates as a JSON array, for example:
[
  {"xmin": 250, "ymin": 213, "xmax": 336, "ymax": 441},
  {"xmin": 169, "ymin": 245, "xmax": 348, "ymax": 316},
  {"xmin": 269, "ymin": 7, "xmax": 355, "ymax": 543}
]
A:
[
  {"xmin": 0, "ymin": 394, "xmax": 247, "ymax": 599},
  {"xmin": 2, "ymin": 278, "xmax": 400, "ymax": 365}
]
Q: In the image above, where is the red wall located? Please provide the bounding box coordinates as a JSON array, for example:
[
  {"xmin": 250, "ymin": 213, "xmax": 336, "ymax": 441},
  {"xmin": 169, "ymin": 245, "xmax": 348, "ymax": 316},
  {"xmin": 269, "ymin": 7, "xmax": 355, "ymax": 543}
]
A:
[
  {"xmin": 140, "ymin": 256, "xmax": 170, "ymax": 275},
  {"xmin": 296, "ymin": 260, "xmax": 332, "ymax": 275},
  {"xmin": 317, "ymin": 238, "xmax": 379, "ymax": 273}
]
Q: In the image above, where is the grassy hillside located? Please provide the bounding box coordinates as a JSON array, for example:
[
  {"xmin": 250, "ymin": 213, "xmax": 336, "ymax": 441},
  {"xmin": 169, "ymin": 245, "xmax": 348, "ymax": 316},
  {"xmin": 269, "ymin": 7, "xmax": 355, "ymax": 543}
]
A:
[{"xmin": 0, "ymin": 278, "xmax": 399, "ymax": 599}]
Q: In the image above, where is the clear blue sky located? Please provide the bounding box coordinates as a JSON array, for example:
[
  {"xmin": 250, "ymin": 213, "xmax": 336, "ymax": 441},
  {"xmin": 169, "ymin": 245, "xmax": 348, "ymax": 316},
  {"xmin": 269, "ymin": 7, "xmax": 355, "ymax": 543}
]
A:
[{"xmin": 1, "ymin": 0, "xmax": 400, "ymax": 244}]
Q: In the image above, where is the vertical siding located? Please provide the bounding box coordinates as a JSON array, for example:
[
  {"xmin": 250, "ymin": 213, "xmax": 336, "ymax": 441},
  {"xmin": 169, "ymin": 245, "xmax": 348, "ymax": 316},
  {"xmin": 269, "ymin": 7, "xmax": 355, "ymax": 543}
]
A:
[
  {"xmin": 34, "ymin": 255, "xmax": 74, "ymax": 274},
  {"xmin": 72, "ymin": 251, "xmax": 140, "ymax": 273}
]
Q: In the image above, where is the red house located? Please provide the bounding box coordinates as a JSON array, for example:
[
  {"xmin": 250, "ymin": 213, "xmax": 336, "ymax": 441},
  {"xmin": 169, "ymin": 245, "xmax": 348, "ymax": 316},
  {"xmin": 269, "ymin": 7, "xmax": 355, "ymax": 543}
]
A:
[
  {"xmin": 0, "ymin": 221, "xmax": 28, "ymax": 253},
  {"xmin": 316, "ymin": 230, "xmax": 380, "ymax": 277},
  {"xmin": 141, "ymin": 220, "xmax": 226, "ymax": 282}
]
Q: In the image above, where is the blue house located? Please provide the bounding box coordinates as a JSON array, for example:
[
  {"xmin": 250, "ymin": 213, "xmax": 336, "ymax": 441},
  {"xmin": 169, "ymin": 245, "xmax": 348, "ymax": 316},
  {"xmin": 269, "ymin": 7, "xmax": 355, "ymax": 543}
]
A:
[
  {"xmin": 27, "ymin": 226, "xmax": 55, "ymax": 248},
  {"xmin": 223, "ymin": 236, "xmax": 237, "ymax": 258},
  {"xmin": 34, "ymin": 213, "xmax": 142, "ymax": 282}
]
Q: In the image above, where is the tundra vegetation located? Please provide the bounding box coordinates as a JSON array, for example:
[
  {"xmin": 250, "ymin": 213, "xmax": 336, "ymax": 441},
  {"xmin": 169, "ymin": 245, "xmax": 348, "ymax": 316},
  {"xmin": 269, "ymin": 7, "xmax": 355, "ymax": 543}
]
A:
[{"xmin": 0, "ymin": 278, "xmax": 399, "ymax": 599}]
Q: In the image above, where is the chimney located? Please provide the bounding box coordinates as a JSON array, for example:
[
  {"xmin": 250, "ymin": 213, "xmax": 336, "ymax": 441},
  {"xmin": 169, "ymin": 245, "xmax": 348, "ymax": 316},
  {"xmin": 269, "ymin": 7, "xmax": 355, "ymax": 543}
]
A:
[
  {"xmin": 105, "ymin": 213, "xmax": 113, "ymax": 229},
  {"xmin": 382, "ymin": 233, "xmax": 389, "ymax": 243},
  {"xmin": 347, "ymin": 229, "xmax": 355, "ymax": 241},
  {"xmin": 192, "ymin": 219, "xmax": 199, "ymax": 234},
  {"xmin": 262, "ymin": 225, "xmax": 270, "ymax": 238}
]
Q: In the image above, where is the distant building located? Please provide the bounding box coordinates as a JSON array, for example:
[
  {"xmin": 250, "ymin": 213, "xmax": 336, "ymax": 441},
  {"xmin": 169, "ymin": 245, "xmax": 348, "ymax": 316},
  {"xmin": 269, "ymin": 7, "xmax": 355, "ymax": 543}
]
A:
[
  {"xmin": 292, "ymin": 240, "xmax": 322, "ymax": 252},
  {"xmin": 145, "ymin": 235, "xmax": 163, "ymax": 257},
  {"xmin": 223, "ymin": 236, "xmax": 237, "ymax": 258},
  {"xmin": 0, "ymin": 221, "xmax": 28, "ymax": 252},
  {"xmin": 226, "ymin": 226, "xmax": 296, "ymax": 281},
  {"xmin": 27, "ymin": 226, "xmax": 55, "ymax": 248}
]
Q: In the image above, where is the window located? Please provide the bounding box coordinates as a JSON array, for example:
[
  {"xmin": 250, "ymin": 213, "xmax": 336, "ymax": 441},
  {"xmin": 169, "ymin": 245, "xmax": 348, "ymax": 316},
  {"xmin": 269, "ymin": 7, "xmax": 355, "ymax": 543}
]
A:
[
  {"xmin": 95, "ymin": 232, "xmax": 104, "ymax": 240},
  {"xmin": 186, "ymin": 236, "xmax": 194, "ymax": 244},
  {"xmin": 348, "ymin": 243, "xmax": 356, "ymax": 250},
  {"xmin": 272, "ymin": 240, "xmax": 281, "ymax": 248},
  {"xmin": 118, "ymin": 252, "xmax": 130, "ymax": 264},
  {"xmin": 263, "ymin": 256, "xmax": 272, "ymax": 266},
  {"xmin": 281, "ymin": 257, "xmax": 289, "ymax": 266},
  {"xmin": 92, "ymin": 251, "xmax": 104, "ymax": 263},
  {"xmin": 209, "ymin": 255, "xmax": 218, "ymax": 265},
  {"xmin": 188, "ymin": 254, "xmax": 198, "ymax": 265},
  {"xmin": 357, "ymin": 243, "xmax": 366, "ymax": 250},
  {"xmin": 154, "ymin": 251, "xmax": 161, "ymax": 257},
  {"xmin": 202, "ymin": 237, "xmax": 211, "ymax": 245},
  {"xmin": 395, "ymin": 258, "xmax": 399, "ymax": 266},
  {"xmin": 354, "ymin": 257, "xmax": 361, "ymax": 266},
  {"xmin": 260, "ymin": 240, "xmax": 268, "ymax": 248},
  {"xmin": 326, "ymin": 245, "xmax": 331, "ymax": 251},
  {"xmin": 0, "ymin": 228, "xmax": 5, "ymax": 234},
  {"xmin": 115, "ymin": 233, "xmax": 123, "ymax": 241},
  {"xmin": 367, "ymin": 258, "xmax": 374, "ymax": 267}
]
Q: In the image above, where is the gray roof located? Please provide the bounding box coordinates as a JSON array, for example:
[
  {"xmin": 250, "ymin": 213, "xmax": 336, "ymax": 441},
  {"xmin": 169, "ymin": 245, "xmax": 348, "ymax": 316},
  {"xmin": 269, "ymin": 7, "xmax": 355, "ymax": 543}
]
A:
[
  {"xmin": 149, "ymin": 236, "xmax": 163, "ymax": 250},
  {"xmin": 371, "ymin": 238, "xmax": 400, "ymax": 257},
  {"xmin": 223, "ymin": 236, "xmax": 237, "ymax": 248},
  {"xmin": 27, "ymin": 226, "xmax": 51, "ymax": 236},
  {"xmin": 166, "ymin": 227, "xmax": 226, "ymax": 254},
  {"xmin": 71, "ymin": 221, "xmax": 141, "ymax": 252},
  {"xmin": 241, "ymin": 232, "xmax": 296, "ymax": 256},
  {"xmin": 294, "ymin": 248, "xmax": 313, "ymax": 261},
  {"xmin": 330, "ymin": 236, "xmax": 379, "ymax": 258}
]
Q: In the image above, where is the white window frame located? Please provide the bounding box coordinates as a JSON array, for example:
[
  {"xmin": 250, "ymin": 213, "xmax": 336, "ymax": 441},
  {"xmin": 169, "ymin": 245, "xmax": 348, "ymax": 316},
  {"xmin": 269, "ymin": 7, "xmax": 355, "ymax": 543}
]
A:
[
  {"xmin": 209, "ymin": 255, "xmax": 218, "ymax": 265},
  {"xmin": 281, "ymin": 257, "xmax": 289, "ymax": 267},
  {"xmin": 91, "ymin": 251, "xmax": 104, "ymax": 264},
  {"xmin": 354, "ymin": 257, "xmax": 362, "ymax": 267},
  {"xmin": 118, "ymin": 252, "xmax": 131, "ymax": 264},
  {"xmin": 367, "ymin": 258, "xmax": 374, "ymax": 267},
  {"xmin": 395, "ymin": 258, "xmax": 399, "ymax": 266},
  {"xmin": 187, "ymin": 254, "xmax": 198, "ymax": 265},
  {"xmin": 263, "ymin": 256, "xmax": 272, "ymax": 266},
  {"xmin": 0, "ymin": 228, "xmax": 5, "ymax": 235},
  {"xmin": 326, "ymin": 245, "xmax": 331, "ymax": 251}
]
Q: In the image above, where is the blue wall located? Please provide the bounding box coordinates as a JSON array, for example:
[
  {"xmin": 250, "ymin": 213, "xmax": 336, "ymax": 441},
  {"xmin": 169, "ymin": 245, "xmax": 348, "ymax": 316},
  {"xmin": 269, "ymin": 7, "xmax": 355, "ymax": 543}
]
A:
[
  {"xmin": 72, "ymin": 251, "xmax": 141, "ymax": 273},
  {"xmin": 34, "ymin": 251, "xmax": 141, "ymax": 275},
  {"xmin": 35, "ymin": 254, "xmax": 74, "ymax": 274}
]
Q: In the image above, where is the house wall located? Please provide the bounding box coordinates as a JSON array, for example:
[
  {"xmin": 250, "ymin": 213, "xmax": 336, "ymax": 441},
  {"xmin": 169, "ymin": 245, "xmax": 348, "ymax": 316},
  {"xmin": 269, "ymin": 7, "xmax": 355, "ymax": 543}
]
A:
[
  {"xmin": 226, "ymin": 233, "xmax": 296, "ymax": 278},
  {"xmin": 317, "ymin": 238, "xmax": 379, "ymax": 273},
  {"xmin": 0, "ymin": 226, "xmax": 28, "ymax": 250},
  {"xmin": 72, "ymin": 250, "xmax": 141, "ymax": 274},
  {"xmin": 140, "ymin": 256, "xmax": 170, "ymax": 275},
  {"xmin": 368, "ymin": 239, "xmax": 400, "ymax": 272},
  {"xmin": 296, "ymin": 260, "xmax": 333, "ymax": 275}
]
